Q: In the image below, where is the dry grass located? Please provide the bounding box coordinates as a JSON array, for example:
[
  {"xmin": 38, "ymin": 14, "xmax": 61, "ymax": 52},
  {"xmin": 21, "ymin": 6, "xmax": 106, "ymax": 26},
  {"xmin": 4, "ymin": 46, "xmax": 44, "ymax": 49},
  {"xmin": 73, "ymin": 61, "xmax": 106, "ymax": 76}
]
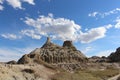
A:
[
  {"xmin": 22, "ymin": 68, "xmax": 35, "ymax": 74},
  {"xmin": 51, "ymin": 71, "xmax": 101, "ymax": 80},
  {"xmin": 0, "ymin": 63, "xmax": 120, "ymax": 80},
  {"xmin": 87, "ymin": 69, "xmax": 119, "ymax": 79},
  {"xmin": 51, "ymin": 68, "xmax": 120, "ymax": 80},
  {"xmin": 0, "ymin": 64, "xmax": 57, "ymax": 80}
]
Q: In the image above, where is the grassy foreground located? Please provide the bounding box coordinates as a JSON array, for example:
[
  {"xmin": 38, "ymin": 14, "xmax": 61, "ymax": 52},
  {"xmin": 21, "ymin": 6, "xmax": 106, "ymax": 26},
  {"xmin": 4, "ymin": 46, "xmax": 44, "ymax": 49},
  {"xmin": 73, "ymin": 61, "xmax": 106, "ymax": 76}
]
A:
[{"xmin": 51, "ymin": 68, "xmax": 120, "ymax": 80}]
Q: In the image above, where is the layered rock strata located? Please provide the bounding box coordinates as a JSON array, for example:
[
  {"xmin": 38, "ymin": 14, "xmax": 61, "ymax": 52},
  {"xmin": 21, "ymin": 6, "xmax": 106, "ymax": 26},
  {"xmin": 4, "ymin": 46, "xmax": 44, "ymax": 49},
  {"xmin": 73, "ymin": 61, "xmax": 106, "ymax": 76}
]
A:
[{"xmin": 18, "ymin": 37, "xmax": 87, "ymax": 71}]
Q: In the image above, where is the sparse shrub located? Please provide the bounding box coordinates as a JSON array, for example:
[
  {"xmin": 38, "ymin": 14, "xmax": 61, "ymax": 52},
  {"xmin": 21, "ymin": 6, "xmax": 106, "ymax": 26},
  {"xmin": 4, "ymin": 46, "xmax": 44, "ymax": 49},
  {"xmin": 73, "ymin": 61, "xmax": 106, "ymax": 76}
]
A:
[
  {"xmin": 22, "ymin": 68, "xmax": 35, "ymax": 74},
  {"xmin": 88, "ymin": 69, "xmax": 119, "ymax": 79}
]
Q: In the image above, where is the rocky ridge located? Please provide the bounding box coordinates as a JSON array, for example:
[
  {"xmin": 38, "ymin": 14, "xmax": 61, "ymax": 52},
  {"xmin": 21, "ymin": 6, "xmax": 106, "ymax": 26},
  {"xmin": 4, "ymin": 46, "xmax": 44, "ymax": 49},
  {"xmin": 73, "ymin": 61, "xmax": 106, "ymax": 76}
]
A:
[
  {"xmin": 17, "ymin": 37, "xmax": 87, "ymax": 71},
  {"xmin": 1, "ymin": 38, "xmax": 120, "ymax": 80},
  {"xmin": 108, "ymin": 47, "xmax": 120, "ymax": 62}
]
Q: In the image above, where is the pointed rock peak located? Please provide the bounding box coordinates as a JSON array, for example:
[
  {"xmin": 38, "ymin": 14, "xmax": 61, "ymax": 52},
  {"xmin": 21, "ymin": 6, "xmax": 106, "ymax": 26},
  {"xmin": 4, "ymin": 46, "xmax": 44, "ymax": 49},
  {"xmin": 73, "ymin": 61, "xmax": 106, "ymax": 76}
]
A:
[
  {"xmin": 46, "ymin": 37, "xmax": 51, "ymax": 44},
  {"xmin": 41, "ymin": 37, "xmax": 60, "ymax": 48},
  {"xmin": 41, "ymin": 37, "xmax": 52, "ymax": 48},
  {"xmin": 63, "ymin": 40, "xmax": 77, "ymax": 50}
]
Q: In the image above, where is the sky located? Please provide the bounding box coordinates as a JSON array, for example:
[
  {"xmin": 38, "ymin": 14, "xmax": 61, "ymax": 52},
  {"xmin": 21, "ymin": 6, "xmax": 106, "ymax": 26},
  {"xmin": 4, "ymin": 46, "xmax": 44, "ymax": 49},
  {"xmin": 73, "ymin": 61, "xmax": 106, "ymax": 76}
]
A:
[{"xmin": 0, "ymin": 0, "xmax": 120, "ymax": 61}]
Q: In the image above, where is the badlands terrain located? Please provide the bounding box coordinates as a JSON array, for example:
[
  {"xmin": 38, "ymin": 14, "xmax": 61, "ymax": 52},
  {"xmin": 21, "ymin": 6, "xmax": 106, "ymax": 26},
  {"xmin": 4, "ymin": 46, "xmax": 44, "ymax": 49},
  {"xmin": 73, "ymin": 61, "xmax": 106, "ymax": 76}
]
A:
[{"xmin": 1, "ymin": 37, "xmax": 120, "ymax": 80}]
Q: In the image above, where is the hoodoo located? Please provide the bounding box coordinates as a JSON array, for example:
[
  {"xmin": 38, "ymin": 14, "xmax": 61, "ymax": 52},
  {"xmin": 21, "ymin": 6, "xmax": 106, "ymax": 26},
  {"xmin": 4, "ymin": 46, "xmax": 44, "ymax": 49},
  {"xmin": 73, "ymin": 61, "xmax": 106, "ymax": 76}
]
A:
[
  {"xmin": 18, "ymin": 37, "xmax": 87, "ymax": 71},
  {"xmin": 63, "ymin": 40, "xmax": 77, "ymax": 50}
]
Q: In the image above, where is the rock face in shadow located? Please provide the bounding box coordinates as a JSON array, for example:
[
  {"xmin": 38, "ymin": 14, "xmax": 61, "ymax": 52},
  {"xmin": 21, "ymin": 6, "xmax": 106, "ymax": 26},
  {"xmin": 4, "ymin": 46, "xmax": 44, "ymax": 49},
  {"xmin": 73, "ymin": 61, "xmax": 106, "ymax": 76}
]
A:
[
  {"xmin": 7, "ymin": 60, "xmax": 17, "ymax": 64},
  {"xmin": 108, "ymin": 47, "xmax": 120, "ymax": 62},
  {"xmin": 63, "ymin": 40, "xmax": 77, "ymax": 51},
  {"xmin": 88, "ymin": 56, "xmax": 108, "ymax": 63},
  {"xmin": 18, "ymin": 53, "xmax": 42, "ymax": 64},
  {"xmin": 17, "ymin": 37, "xmax": 87, "ymax": 71}
]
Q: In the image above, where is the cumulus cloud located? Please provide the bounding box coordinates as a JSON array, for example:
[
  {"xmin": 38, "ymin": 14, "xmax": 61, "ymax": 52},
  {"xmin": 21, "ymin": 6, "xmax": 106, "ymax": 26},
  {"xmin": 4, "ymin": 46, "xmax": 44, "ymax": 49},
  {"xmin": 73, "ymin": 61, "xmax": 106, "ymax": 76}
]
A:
[
  {"xmin": 79, "ymin": 24, "xmax": 113, "ymax": 43},
  {"xmin": 115, "ymin": 18, "xmax": 120, "ymax": 29},
  {"xmin": 1, "ymin": 13, "xmax": 112, "ymax": 43},
  {"xmin": 24, "ymin": 14, "xmax": 81, "ymax": 41},
  {"xmin": 21, "ymin": 29, "xmax": 41, "ymax": 39},
  {"xmin": 0, "ymin": 0, "xmax": 35, "ymax": 10},
  {"xmin": 23, "ymin": 14, "xmax": 112, "ymax": 43},
  {"xmin": 6, "ymin": 0, "xmax": 22, "ymax": 9},
  {"xmin": 22, "ymin": 0, "xmax": 35, "ymax": 5},
  {"xmin": 105, "ymin": 24, "xmax": 113, "ymax": 29},
  {"xmin": 1, "ymin": 33, "xmax": 21, "ymax": 40},
  {"xmin": 79, "ymin": 27, "xmax": 107, "ymax": 43},
  {"xmin": 89, "ymin": 8, "xmax": 120, "ymax": 18}
]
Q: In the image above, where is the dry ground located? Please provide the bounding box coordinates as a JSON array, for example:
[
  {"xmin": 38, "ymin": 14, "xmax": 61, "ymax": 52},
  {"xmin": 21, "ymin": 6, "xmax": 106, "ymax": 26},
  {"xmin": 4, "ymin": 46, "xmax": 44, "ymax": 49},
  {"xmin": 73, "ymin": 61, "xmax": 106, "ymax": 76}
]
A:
[
  {"xmin": 0, "ymin": 62, "xmax": 120, "ymax": 80},
  {"xmin": 0, "ymin": 63, "xmax": 57, "ymax": 80}
]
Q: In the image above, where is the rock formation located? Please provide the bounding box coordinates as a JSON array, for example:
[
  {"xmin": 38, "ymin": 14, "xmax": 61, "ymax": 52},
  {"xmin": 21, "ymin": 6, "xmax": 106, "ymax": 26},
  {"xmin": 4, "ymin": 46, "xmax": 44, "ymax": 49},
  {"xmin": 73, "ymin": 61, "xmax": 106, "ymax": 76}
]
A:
[
  {"xmin": 63, "ymin": 40, "xmax": 77, "ymax": 50},
  {"xmin": 108, "ymin": 47, "xmax": 120, "ymax": 62},
  {"xmin": 88, "ymin": 56, "xmax": 107, "ymax": 63},
  {"xmin": 17, "ymin": 37, "xmax": 87, "ymax": 71},
  {"xmin": 7, "ymin": 60, "xmax": 17, "ymax": 64}
]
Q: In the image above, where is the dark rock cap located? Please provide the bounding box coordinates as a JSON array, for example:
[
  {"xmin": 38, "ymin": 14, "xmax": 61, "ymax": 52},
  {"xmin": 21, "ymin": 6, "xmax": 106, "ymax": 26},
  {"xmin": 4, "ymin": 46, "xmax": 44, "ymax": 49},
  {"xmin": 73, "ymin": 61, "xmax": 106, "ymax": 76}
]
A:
[{"xmin": 63, "ymin": 40, "xmax": 77, "ymax": 50}]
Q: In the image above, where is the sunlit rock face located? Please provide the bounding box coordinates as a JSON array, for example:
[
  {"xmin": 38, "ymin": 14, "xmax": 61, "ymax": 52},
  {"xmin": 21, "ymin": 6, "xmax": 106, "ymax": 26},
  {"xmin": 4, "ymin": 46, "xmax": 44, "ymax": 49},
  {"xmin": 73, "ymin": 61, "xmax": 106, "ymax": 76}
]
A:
[{"xmin": 18, "ymin": 37, "xmax": 87, "ymax": 71}]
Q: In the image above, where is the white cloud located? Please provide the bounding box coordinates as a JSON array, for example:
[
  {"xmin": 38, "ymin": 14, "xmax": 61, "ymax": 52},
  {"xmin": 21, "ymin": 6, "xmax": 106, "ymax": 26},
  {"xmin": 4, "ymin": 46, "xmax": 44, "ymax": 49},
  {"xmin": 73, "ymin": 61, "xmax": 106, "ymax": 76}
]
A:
[
  {"xmin": 0, "ymin": 0, "xmax": 35, "ymax": 10},
  {"xmin": 97, "ymin": 50, "xmax": 114, "ymax": 57},
  {"xmin": 105, "ymin": 24, "xmax": 113, "ymax": 29},
  {"xmin": 21, "ymin": 29, "xmax": 41, "ymax": 39},
  {"xmin": 23, "ymin": 14, "xmax": 113, "ymax": 43},
  {"xmin": 88, "ymin": 12, "xmax": 99, "ymax": 17},
  {"xmin": 6, "ymin": 0, "xmax": 22, "ymax": 9},
  {"xmin": 1, "ymin": 14, "xmax": 111, "ymax": 43},
  {"xmin": 79, "ymin": 24, "xmax": 113, "ymax": 43},
  {"xmin": 82, "ymin": 46, "xmax": 93, "ymax": 54},
  {"xmin": 0, "ymin": 5, "xmax": 3, "ymax": 10},
  {"xmin": 79, "ymin": 27, "xmax": 107, "ymax": 43},
  {"xmin": 48, "ymin": 13, "xmax": 53, "ymax": 17},
  {"xmin": 22, "ymin": 0, "xmax": 35, "ymax": 5},
  {"xmin": 115, "ymin": 18, "xmax": 120, "ymax": 29},
  {"xmin": 1, "ymin": 33, "xmax": 21, "ymax": 40},
  {"xmin": 24, "ymin": 14, "xmax": 81, "ymax": 41},
  {"xmin": 89, "ymin": 8, "xmax": 120, "ymax": 18}
]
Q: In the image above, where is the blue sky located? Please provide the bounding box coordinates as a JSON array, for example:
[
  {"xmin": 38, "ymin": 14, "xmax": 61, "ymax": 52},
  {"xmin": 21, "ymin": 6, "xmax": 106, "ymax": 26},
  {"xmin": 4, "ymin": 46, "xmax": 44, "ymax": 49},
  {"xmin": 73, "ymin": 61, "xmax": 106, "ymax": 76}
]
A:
[{"xmin": 0, "ymin": 0, "xmax": 120, "ymax": 61}]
